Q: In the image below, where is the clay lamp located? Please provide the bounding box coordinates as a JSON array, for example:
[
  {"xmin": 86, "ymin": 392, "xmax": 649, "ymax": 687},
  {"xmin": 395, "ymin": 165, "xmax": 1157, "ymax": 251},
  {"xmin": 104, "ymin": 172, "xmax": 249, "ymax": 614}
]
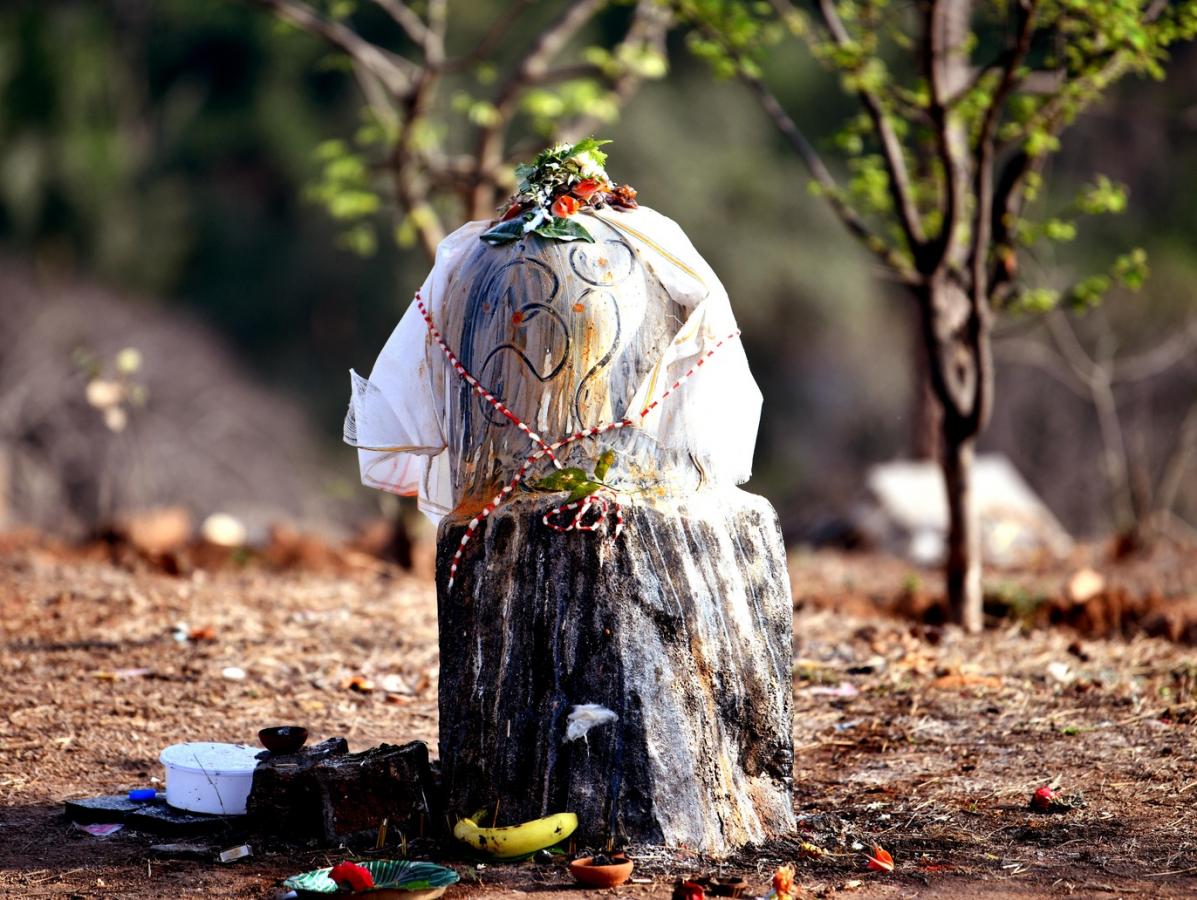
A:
[
  {"xmin": 257, "ymin": 726, "xmax": 308, "ymax": 755},
  {"xmin": 569, "ymin": 852, "xmax": 634, "ymax": 888}
]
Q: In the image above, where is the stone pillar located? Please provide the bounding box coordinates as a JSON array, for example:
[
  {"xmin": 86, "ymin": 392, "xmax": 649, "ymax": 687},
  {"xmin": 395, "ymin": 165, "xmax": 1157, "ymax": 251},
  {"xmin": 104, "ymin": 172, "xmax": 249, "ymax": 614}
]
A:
[{"xmin": 436, "ymin": 488, "xmax": 794, "ymax": 856}]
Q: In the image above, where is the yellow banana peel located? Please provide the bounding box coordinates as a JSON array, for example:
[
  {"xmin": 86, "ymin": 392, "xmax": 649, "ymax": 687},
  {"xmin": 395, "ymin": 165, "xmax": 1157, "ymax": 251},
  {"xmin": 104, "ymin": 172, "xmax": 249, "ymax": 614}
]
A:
[{"xmin": 452, "ymin": 810, "xmax": 578, "ymax": 860}]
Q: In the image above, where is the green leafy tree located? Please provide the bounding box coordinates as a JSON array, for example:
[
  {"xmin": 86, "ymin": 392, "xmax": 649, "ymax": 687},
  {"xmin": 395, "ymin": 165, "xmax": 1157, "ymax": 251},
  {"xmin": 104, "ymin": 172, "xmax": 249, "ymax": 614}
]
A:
[
  {"xmin": 248, "ymin": 0, "xmax": 670, "ymax": 260},
  {"xmin": 676, "ymin": 0, "xmax": 1197, "ymax": 630}
]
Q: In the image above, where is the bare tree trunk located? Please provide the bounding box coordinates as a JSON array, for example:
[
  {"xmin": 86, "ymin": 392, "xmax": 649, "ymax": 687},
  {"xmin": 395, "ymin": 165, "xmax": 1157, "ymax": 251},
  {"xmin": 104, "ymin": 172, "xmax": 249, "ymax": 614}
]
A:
[
  {"xmin": 911, "ymin": 301, "xmax": 941, "ymax": 461},
  {"xmin": 917, "ymin": 274, "xmax": 990, "ymax": 635},
  {"xmin": 942, "ymin": 433, "xmax": 982, "ymax": 632}
]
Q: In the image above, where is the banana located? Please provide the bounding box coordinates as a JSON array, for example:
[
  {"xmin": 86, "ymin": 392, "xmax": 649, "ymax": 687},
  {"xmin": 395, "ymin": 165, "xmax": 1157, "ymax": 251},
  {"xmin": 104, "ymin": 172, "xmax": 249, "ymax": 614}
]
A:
[{"xmin": 453, "ymin": 810, "xmax": 578, "ymax": 860}]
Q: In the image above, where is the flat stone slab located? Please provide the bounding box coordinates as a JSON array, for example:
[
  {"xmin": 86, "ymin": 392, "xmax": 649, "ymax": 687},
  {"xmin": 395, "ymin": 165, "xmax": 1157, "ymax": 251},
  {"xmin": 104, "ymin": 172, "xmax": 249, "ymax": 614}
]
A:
[
  {"xmin": 65, "ymin": 794, "xmax": 242, "ymax": 837},
  {"xmin": 65, "ymin": 793, "xmax": 157, "ymax": 824},
  {"xmin": 148, "ymin": 842, "xmax": 216, "ymax": 860}
]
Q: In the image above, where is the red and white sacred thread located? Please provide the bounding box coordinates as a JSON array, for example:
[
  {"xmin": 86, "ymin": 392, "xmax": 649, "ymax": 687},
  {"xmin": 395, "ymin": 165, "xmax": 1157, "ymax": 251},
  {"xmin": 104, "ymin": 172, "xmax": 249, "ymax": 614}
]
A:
[
  {"xmin": 543, "ymin": 488, "xmax": 625, "ymax": 538},
  {"xmin": 416, "ymin": 293, "xmax": 562, "ymax": 469},
  {"xmin": 415, "ymin": 291, "xmax": 740, "ymax": 592}
]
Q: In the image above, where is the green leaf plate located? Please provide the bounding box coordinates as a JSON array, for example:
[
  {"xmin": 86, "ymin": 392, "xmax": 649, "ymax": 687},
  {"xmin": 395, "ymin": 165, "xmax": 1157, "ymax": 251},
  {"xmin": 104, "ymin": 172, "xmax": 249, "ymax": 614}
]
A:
[{"xmin": 284, "ymin": 860, "xmax": 459, "ymax": 896}]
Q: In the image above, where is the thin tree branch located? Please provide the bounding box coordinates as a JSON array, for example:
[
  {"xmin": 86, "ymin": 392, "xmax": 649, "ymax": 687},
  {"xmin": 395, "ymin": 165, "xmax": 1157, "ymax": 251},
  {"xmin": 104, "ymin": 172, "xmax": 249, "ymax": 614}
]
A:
[
  {"xmin": 686, "ymin": 11, "xmax": 917, "ymax": 283},
  {"xmin": 970, "ymin": 0, "xmax": 1038, "ymax": 308},
  {"xmin": 815, "ymin": 0, "xmax": 926, "ymax": 249},
  {"xmin": 1112, "ymin": 321, "xmax": 1197, "ymax": 383},
  {"xmin": 443, "ymin": 0, "xmax": 536, "ymax": 71},
  {"xmin": 1001, "ymin": 0, "xmax": 1168, "ymax": 152},
  {"xmin": 499, "ymin": 0, "xmax": 604, "ymax": 106},
  {"xmin": 988, "ymin": 148, "xmax": 1048, "ymax": 299},
  {"xmin": 1045, "ymin": 310, "xmax": 1135, "ymax": 524},
  {"xmin": 742, "ymin": 71, "xmax": 917, "ymax": 283},
  {"xmin": 251, "ymin": 0, "xmax": 417, "ymax": 95},
  {"xmin": 923, "ymin": 0, "xmax": 971, "ymax": 274},
  {"xmin": 425, "ymin": 0, "xmax": 447, "ymax": 67},
  {"xmin": 370, "ymin": 0, "xmax": 429, "ymax": 46},
  {"xmin": 528, "ymin": 63, "xmax": 607, "ymax": 85},
  {"xmin": 1157, "ymin": 404, "xmax": 1197, "ymax": 515},
  {"xmin": 469, "ymin": 0, "xmax": 605, "ymax": 216},
  {"xmin": 349, "ymin": 59, "xmax": 400, "ymax": 127},
  {"xmin": 390, "ymin": 49, "xmax": 446, "ymax": 259},
  {"xmin": 551, "ymin": 0, "xmax": 671, "ymax": 148},
  {"xmin": 1002, "ymin": 55, "xmax": 1129, "ymax": 153},
  {"xmin": 1044, "ymin": 309, "xmax": 1098, "ymax": 382},
  {"xmin": 994, "ymin": 336, "xmax": 1091, "ymax": 398}
]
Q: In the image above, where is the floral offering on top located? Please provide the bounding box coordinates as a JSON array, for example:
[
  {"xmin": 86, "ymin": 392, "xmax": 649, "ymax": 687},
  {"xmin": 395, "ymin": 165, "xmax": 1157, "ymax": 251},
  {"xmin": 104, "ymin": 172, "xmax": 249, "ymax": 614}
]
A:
[{"xmin": 480, "ymin": 138, "xmax": 638, "ymax": 246}]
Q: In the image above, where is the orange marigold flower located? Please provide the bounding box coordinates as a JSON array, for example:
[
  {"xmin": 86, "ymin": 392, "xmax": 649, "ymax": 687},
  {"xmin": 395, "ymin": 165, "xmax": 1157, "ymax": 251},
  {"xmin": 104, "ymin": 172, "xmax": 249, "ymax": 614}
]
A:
[
  {"xmin": 573, "ymin": 178, "xmax": 602, "ymax": 201},
  {"xmin": 552, "ymin": 194, "xmax": 581, "ymax": 218}
]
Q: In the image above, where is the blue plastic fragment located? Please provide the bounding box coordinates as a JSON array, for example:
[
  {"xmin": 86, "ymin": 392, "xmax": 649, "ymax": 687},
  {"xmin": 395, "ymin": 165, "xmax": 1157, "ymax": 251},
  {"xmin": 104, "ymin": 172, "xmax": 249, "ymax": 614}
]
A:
[{"xmin": 128, "ymin": 788, "xmax": 157, "ymax": 802}]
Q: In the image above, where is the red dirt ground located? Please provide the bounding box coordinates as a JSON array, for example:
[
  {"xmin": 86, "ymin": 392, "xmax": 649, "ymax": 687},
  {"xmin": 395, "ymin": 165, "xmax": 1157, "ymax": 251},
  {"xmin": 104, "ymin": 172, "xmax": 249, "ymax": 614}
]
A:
[{"xmin": 2, "ymin": 532, "xmax": 1196, "ymax": 898}]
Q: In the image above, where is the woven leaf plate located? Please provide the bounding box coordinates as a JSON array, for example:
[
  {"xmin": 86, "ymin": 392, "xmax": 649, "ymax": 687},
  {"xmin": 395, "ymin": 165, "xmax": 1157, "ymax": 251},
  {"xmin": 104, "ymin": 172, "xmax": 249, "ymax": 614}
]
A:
[{"xmin": 284, "ymin": 860, "xmax": 459, "ymax": 898}]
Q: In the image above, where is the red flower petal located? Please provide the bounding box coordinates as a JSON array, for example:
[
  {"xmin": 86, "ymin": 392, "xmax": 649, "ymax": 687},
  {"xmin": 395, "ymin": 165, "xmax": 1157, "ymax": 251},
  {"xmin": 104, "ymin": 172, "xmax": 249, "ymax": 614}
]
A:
[
  {"xmin": 865, "ymin": 845, "xmax": 894, "ymax": 873},
  {"xmin": 329, "ymin": 861, "xmax": 375, "ymax": 891},
  {"xmin": 552, "ymin": 194, "xmax": 581, "ymax": 218},
  {"xmin": 573, "ymin": 178, "xmax": 601, "ymax": 201},
  {"xmin": 1030, "ymin": 785, "xmax": 1058, "ymax": 810}
]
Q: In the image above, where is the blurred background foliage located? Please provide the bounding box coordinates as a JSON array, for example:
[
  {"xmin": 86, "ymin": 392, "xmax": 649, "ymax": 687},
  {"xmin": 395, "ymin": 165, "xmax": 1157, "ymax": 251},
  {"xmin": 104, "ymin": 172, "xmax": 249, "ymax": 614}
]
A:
[{"xmin": 0, "ymin": 0, "xmax": 1194, "ymax": 538}]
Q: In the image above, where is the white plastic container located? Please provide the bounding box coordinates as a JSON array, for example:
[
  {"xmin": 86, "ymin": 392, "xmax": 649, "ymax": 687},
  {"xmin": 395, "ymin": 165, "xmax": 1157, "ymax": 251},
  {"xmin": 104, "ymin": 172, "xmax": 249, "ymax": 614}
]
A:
[{"xmin": 159, "ymin": 742, "xmax": 261, "ymax": 815}]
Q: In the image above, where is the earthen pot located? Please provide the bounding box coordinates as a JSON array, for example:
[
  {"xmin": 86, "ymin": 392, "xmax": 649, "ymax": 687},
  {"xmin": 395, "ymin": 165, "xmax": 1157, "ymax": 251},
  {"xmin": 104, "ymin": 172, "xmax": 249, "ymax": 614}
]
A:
[{"xmin": 569, "ymin": 854, "xmax": 634, "ymax": 888}]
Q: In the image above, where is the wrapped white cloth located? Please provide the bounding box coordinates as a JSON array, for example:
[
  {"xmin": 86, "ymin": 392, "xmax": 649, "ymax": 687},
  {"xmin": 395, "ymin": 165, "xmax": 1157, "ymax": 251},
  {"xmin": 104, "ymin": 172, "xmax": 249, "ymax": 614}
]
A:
[{"xmin": 345, "ymin": 205, "xmax": 763, "ymax": 524}]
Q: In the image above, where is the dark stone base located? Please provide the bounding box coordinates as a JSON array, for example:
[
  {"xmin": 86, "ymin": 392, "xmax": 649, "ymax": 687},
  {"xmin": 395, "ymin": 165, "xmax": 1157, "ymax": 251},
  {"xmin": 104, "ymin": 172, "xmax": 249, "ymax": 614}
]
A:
[{"xmin": 247, "ymin": 738, "xmax": 438, "ymax": 846}]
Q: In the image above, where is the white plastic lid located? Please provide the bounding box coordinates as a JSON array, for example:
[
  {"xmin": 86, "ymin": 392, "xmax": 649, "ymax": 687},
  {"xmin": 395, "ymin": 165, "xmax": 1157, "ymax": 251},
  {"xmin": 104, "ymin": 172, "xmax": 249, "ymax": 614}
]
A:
[{"xmin": 159, "ymin": 742, "xmax": 261, "ymax": 775}]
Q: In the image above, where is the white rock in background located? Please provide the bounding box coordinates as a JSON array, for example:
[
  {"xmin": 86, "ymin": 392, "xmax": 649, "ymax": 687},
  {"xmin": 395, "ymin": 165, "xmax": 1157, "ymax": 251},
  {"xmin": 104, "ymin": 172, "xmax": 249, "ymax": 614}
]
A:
[
  {"xmin": 115, "ymin": 506, "xmax": 192, "ymax": 555},
  {"xmin": 1066, "ymin": 567, "xmax": 1106, "ymax": 603},
  {"xmin": 201, "ymin": 512, "xmax": 248, "ymax": 547},
  {"xmin": 856, "ymin": 454, "xmax": 1072, "ymax": 567}
]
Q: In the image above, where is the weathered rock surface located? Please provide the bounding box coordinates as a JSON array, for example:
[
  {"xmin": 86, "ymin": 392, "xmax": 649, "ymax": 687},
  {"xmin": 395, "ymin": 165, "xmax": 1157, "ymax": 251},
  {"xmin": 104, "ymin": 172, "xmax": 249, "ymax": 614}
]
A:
[{"xmin": 436, "ymin": 487, "xmax": 795, "ymax": 856}]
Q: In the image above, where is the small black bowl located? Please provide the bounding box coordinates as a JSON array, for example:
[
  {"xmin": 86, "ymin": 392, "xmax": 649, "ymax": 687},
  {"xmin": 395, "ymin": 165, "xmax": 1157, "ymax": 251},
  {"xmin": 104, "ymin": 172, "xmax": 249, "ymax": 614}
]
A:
[{"xmin": 258, "ymin": 726, "xmax": 309, "ymax": 755}]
